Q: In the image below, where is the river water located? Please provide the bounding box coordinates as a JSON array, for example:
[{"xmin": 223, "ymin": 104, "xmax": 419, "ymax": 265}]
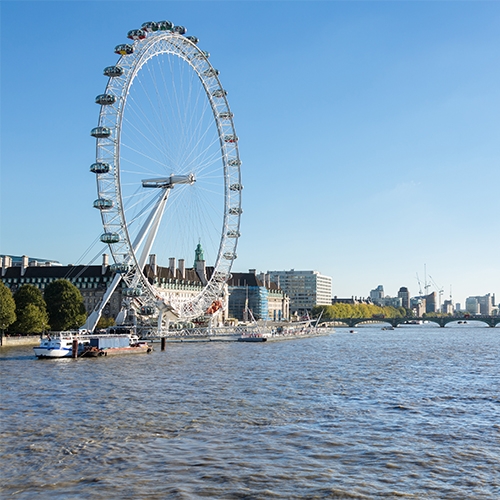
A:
[{"xmin": 1, "ymin": 325, "xmax": 499, "ymax": 499}]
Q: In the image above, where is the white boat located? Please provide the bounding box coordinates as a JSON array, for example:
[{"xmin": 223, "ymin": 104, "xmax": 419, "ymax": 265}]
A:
[
  {"xmin": 33, "ymin": 327, "xmax": 151, "ymax": 359},
  {"xmin": 33, "ymin": 332, "xmax": 89, "ymax": 358}
]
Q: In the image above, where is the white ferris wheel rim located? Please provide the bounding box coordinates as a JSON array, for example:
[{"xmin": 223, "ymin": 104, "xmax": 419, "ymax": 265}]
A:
[{"xmin": 91, "ymin": 23, "xmax": 242, "ymax": 320}]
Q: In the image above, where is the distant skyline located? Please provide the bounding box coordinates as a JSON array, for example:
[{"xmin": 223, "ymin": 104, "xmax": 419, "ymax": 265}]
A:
[{"xmin": 1, "ymin": 1, "xmax": 499, "ymax": 307}]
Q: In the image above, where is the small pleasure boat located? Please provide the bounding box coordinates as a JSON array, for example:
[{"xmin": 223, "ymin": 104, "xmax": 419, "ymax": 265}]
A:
[{"xmin": 33, "ymin": 332, "xmax": 89, "ymax": 358}]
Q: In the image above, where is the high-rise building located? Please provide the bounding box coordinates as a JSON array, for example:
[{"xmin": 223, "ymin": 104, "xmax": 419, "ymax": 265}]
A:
[
  {"xmin": 466, "ymin": 294, "xmax": 495, "ymax": 315},
  {"xmin": 425, "ymin": 292, "xmax": 437, "ymax": 313},
  {"xmin": 397, "ymin": 287, "xmax": 410, "ymax": 309},
  {"xmin": 465, "ymin": 297, "xmax": 480, "ymax": 315},
  {"xmin": 370, "ymin": 285, "xmax": 384, "ymax": 304},
  {"xmin": 267, "ymin": 269, "xmax": 332, "ymax": 316}
]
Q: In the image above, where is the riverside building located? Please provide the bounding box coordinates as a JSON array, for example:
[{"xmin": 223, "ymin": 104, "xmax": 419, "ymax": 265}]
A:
[
  {"xmin": 267, "ymin": 269, "xmax": 332, "ymax": 316},
  {"xmin": 1, "ymin": 254, "xmax": 288, "ymax": 325},
  {"xmin": 227, "ymin": 270, "xmax": 289, "ymax": 321}
]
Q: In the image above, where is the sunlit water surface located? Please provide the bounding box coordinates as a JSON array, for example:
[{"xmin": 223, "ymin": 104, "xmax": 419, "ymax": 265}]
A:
[{"xmin": 1, "ymin": 325, "xmax": 499, "ymax": 499}]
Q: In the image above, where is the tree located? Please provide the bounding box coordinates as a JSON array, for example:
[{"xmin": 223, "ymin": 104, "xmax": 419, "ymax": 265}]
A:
[
  {"xmin": 44, "ymin": 279, "xmax": 87, "ymax": 331},
  {"xmin": 0, "ymin": 282, "xmax": 16, "ymax": 332},
  {"xmin": 11, "ymin": 285, "xmax": 49, "ymax": 334}
]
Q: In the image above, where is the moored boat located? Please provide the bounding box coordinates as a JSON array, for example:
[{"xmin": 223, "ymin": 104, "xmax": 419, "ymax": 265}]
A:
[
  {"xmin": 34, "ymin": 328, "xmax": 151, "ymax": 359},
  {"xmin": 33, "ymin": 332, "xmax": 89, "ymax": 358}
]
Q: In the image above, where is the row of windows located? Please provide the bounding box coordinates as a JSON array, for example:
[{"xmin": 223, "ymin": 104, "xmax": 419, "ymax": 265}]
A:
[{"xmin": 3, "ymin": 276, "xmax": 110, "ymax": 284}]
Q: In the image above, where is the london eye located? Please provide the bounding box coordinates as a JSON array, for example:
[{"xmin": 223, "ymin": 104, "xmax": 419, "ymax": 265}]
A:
[{"xmin": 89, "ymin": 20, "xmax": 242, "ymax": 330}]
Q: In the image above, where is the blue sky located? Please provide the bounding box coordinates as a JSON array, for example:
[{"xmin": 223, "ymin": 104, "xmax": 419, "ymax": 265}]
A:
[{"xmin": 1, "ymin": 1, "xmax": 499, "ymax": 307}]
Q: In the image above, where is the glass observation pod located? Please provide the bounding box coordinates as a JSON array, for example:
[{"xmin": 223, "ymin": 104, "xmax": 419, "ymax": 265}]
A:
[
  {"xmin": 203, "ymin": 68, "xmax": 219, "ymax": 77},
  {"xmin": 224, "ymin": 134, "xmax": 238, "ymax": 143},
  {"xmin": 127, "ymin": 29, "xmax": 147, "ymax": 40},
  {"xmin": 95, "ymin": 94, "xmax": 116, "ymax": 105},
  {"xmin": 110, "ymin": 262, "xmax": 129, "ymax": 273},
  {"xmin": 122, "ymin": 287, "xmax": 143, "ymax": 297},
  {"xmin": 90, "ymin": 162, "xmax": 110, "ymax": 174},
  {"xmin": 173, "ymin": 25, "xmax": 187, "ymax": 34},
  {"xmin": 93, "ymin": 198, "xmax": 113, "ymax": 210},
  {"xmin": 114, "ymin": 44, "xmax": 134, "ymax": 55},
  {"xmin": 158, "ymin": 20, "xmax": 174, "ymax": 31},
  {"xmin": 141, "ymin": 21, "xmax": 159, "ymax": 32},
  {"xmin": 212, "ymin": 89, "xmax": 227, "ymax": 98},
  {"xmin": 228, "ymin": 158, "xmax": 241, "ymax": 167},
  {"xmin": 192, "ymin": 51, "xmax": 210, "ymax": 60},
  {"xmin": 103, "ymin": 66, "xmax": 124, "ymax": 78},
  {"xmin": 229, "ymin": 183, "xmax": 243, "ymax": 191},
  {"xmin": 101, "ymin": 232, "xmax": 120, "ymax": 244},
  {"xmin": 140, "ymin": 306, "xmax": 155, "ymax": 315},
  {"xmin": 91, "ymin": 127, "xmax": 111, "ymax": 138},
  {"xmin": 229, "ymin": 207, "xmax": 243, "ymax": 215},
  {"xmin": 227, "ymin": 230, "xmax": 240, "ymax": 238},
  {"xmin": 185, "ymin": 35, "xmax": 199, "ymax": 44},
  {"xmin": 223, "ymin": 252, "xmax": 237, "ymax": 260},
  {"xmin": 219, "ymin": 111, "xmax": 233, "ymax": 120}
]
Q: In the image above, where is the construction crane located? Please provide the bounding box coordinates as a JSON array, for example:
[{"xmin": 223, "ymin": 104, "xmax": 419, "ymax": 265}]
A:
[
  {"xmin": 415, "ymin": 273, "xmax": 423, "ymax": 296},
  {"xmin": 428, "ymin": 275, "xmax": 444, "ymax": 310}
]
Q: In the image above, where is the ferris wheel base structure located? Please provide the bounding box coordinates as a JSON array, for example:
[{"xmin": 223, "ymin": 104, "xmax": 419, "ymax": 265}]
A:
[{"xmin": 86, "ymin": 20, "xmax": 242, "ymax": 333}]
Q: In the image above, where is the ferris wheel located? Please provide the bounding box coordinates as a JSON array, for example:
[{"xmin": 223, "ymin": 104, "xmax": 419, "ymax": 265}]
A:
[{"xmin": 90, "ymin": 21, "xmax": 242, "ymax": 326}]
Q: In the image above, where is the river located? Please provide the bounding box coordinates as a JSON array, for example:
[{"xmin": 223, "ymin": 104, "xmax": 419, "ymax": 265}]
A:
[{"xmin": 1, "ymin": 325, "xmax": 499, "ymax": 499}]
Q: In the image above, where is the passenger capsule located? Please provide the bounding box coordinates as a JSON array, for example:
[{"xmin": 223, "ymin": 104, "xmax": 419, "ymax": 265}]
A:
[
  {"xmin": 114, "ymin": 44, "xmax": 134, "ymax": 55},
  {"xmin": 173, "ymin": 25, "xmax": 187, "ymax": 34},
  {"xmin": 100, "ymin": 232, "xmax": 120, "ymax": 244},
  {"xmin": 185, "ymin": 35, "xmax": 199, "ymax": 44},
  {"xmin": 158, "ymin": 20, "xmax": 174, "ymax": 31},
  {"xmin": 110, "ymin": 263, "xmax": 129, "ymax": 273},
  {"xmin": 93, "ymin": 198, "xmax": 113, "ymax": 210},
  {"xmin": 95, "ymin": 94, "xmax": 116, "ymax": 105},
  {"xmin": 90, "ymin": 162, "xmax": 110, "ymax": 174},
  {"xmin": 203, "ymin": 68, "xmax": 219, "ymax": 77},
  {"xmin": 139, "ymin": 306, "xmax": 155, "ymax": 315},
  {"xmin": 229, "ymin": 183, "xmax": 243, "ymax": 191},
  {"xmin": 218, "ymin": 111, "xmax": 233, "ymax": 120},
  {"xmin": 228, "ymin": 158, "xmax": 241, "ymax": 167},
  {"xmin": 227, "ymin": 230, "xmax": 240, "ymax": 238},
  {"xmin": 224, "ymin": 134, "xmax": 238, "ymax": 143},
  {"xmin": 229, "ymin": 207, "xmax": 243, "ymax": 215},
  {"xmin": 141, "ymin": 21, "xmax": 158, "ymax": 32},
  {"xmin": 91, "ymin": 127, "xmax": 111, "ymax": 138},
  {"xmin": 122, "ymin": 287, "xmax": 143, "ymax": 297},
  {"xmin": 103, "ymin": 66, "xmax": 124, "ymax": 77},
  {"xmin": 127, "ymin": 29, "xmax": 147, "ymax": 40},
  {"xmin": 212, "ymin": 89, "xmax": 227, "ymax": 98},
  {"xmin": 223, "ymin": 252, "xmax": 237, "ymax": 260},
  {"xmin": 192, "ymin": 50, "xmax": 210, "ymax": 59}
]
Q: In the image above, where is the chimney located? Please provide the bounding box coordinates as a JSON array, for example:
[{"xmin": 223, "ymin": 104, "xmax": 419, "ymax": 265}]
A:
[
  {"xmin": 2, "ymin": 256, "xmax": 11, "ymax": 276},
  {"xmin": 149, "ymin": 254, "xmax": 157, "ymax": 278},
  {"xmin": 169, "ymin": 257, "xmax": 176, "ymax": 278},
  {"xmin": 102, "ymin": 253, "xmax": 109, "ymax": 275},
  {"xmin": 21, "ymin": 255, "xmax": 29, "ymax": 276},
  {"xmin": 178, "ymin": 259, "xmax": 185, "ymax": 280}
]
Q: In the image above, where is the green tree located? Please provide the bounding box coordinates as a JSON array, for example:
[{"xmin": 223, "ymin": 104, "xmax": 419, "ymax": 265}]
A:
[
  {"xmin": 11, "ymin": 285, "xmax": 49, "ymax": 334},
  {"xmin": 96, "ymin": 315, "xmax": 115, "ymax": 329},
  {"xmin": 44, "ymin": 279, "xmax": 87, "ymax": 331},
  {"xmin": 0, "ymin": 281, "xmax": 16, "ymax": 332},
  {"xmin": 12, "ymin": 303, "xmax": 49, "ymax": 334}
]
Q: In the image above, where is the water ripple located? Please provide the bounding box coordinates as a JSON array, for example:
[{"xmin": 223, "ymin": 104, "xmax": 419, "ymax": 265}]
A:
[{"xmin": 1, "ymin": 327, "xmax": 499, "ymax": 498}]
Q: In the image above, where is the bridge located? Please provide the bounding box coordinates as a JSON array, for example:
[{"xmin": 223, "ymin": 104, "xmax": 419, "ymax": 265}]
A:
[{"xmin": 324, "ymin": 316, "xmax": 500, "ymax": 328}]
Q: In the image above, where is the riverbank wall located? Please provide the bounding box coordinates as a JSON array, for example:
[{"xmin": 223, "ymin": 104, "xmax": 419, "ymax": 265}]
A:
[{"xmin": 0, "ymin": 335, "xmax": 40, "ymax": 347}]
